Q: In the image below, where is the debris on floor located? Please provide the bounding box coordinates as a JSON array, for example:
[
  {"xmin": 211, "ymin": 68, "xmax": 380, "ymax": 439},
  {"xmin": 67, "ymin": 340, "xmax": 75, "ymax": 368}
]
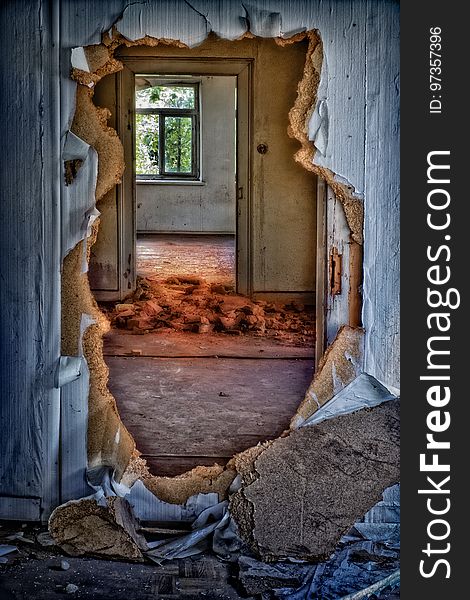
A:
[
  {"xmin": 46, "ymin": 396, "xmax": 399, "ymax": 568},
  {"xmin": 0, "ymin": 543, "xmax": 251, "ymax": 600},
  {"xmin": 0, "ymin": 485, "xmax": 400, "ymax": 599},
  {"xmin": 48, "ymin": 496, "xmax": 148, "ymax": 561},
  {"xmin": 0, "ymin": 545, "xmax": 17, "ymax": 564},
  {"xmin": 237, "ymin": 555, "xmax": 314, "ymax": 596},
  {"xmin": 100, "ymin": 276, "xmax": 314, "ymax": 346}
]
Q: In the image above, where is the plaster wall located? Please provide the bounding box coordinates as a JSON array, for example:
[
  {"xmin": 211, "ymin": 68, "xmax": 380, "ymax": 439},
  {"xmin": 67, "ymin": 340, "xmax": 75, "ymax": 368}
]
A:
[{"xmin": 136, "ymin": 75, "xmax": 237, "ymax": 234}]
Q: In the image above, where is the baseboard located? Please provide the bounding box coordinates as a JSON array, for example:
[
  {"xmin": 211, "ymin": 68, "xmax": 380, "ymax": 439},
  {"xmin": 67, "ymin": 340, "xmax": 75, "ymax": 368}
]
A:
[
  {"xmin": 0, "ymin": 496, "xmax": 42, "ymax": 521},
  {"xmin": 252, "ymin": 291, "xmax": 315, "ymax": 305},
  {"xmin": 137, "ymin": 231, "xmax": 236, "ymax": 236}
]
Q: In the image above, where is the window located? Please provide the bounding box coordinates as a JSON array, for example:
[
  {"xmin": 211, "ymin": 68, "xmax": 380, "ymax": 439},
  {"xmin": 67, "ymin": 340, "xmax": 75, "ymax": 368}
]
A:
[{"xmin": 135, "ymin": 81, "xmax": 199, "ymax": 180}]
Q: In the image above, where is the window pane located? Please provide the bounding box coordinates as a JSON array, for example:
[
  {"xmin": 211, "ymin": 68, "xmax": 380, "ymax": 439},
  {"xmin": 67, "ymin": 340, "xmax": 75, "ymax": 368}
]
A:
[
  {"xmin": 136, "ymin": 85, "xmax": 195, "ymax": 109},
  {"xmin": 164, "ymin": 116, "xmax": 193, "ymax": 174},
  {"xmin": 135, "ymin": 113, "xmax": 159, "ymax": 175}
]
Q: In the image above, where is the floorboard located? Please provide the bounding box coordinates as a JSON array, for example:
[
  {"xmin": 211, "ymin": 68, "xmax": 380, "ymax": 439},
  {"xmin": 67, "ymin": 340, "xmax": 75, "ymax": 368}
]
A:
[
  {"xmin": 106, "ymin": 235, "xmax": 314, "ymax": 478},
  {"xmin": 137, "ymin": 234, "xmax": 235, "ymax": 285},
  {"xmin": 106, "ymin": 355, "xmax": 314, "ymax": 476},
  {"xmin": 103, "ymin": 329, "xmax": 314, "ymax": 359}
]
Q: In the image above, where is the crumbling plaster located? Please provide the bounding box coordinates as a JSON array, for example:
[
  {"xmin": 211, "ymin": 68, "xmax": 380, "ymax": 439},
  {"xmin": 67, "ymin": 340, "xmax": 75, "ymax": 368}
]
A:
[
  {"xmin": 230, "ymin": 399, "xmax": 400, "ymax": 561},
  {"xmin": 0, "ymin": 0, "xmax": 399, "ymax": 527},
  {"xmin": 63, "ymin": 21, "xmax": 368, "ymax": 497},
  {"xmin": 60, "ymin": 0, "xmax": 399, "ymax": 508}
]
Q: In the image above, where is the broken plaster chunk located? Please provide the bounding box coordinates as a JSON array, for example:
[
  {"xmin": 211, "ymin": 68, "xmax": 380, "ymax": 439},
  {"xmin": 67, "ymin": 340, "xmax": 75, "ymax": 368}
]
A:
[
  {"xmin": 116, "ymin": 303, "xmax": 135, "ymax": 313},
  {"xmin": 36, "ymin": 531, "xmax": 55, "ymax": 547},
  {"xmin": 49, "ymin": 558, "xmax": 71, "ymax": 571},
  {"xmin": 48, "ymin": 496, "xmax": 147, "ymax": 561},
  {"xmin": 65, "ymin": 583, "xmax": 79, "ymax": 594},
  {"xmin": 61, "ymin": 560, "xmax": 71, "ymax": 571},
  {"xmin": 230, "ymin": 400, "xmax": 400, "ymax": 562}
]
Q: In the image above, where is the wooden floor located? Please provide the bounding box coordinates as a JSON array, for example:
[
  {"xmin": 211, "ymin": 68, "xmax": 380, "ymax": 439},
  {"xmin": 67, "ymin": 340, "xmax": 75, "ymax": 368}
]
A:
[
  {"xmin": 110, "ymin": 234, "xmax": 313, "ymax": 477},
  {"xmin": 104, "ymin": 331, "xmax": 314, "ymax": 476},
  {"xmin": 103, "ymin": 329, "xmax": 314, "ymax": 359},
  {"xmin": 136, "ymin": 234, "xmax": 236, "ymax": 285}
]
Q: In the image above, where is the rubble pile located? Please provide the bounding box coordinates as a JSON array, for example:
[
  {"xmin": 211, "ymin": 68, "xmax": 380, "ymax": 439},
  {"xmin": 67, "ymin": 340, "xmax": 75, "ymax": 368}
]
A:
[{"xmin": 101, "ymin": 276, "xmax": 315, "ymax": 344}]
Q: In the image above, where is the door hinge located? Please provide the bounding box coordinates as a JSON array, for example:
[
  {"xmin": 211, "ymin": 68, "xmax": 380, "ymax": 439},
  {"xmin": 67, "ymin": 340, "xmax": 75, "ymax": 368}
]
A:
[
  {"xmin": 329, "ymin": 247, "xmax": 342, "ymax": 295},
  {"xmin": 237, "ymin": 186, "xmax": 244, "ymax": 200}
]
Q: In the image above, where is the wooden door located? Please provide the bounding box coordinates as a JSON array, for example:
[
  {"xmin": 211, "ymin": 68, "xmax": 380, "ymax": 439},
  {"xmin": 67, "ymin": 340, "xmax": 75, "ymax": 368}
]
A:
[{"xmin": 89, "ymin": 65, "xmax": 135, "ymax": 301}]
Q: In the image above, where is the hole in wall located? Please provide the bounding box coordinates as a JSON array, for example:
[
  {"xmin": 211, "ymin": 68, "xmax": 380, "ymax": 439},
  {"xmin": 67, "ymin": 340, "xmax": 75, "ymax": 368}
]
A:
[{"xmin": 62, "ymin": 29, "xmax": 363, "ymax": 503}]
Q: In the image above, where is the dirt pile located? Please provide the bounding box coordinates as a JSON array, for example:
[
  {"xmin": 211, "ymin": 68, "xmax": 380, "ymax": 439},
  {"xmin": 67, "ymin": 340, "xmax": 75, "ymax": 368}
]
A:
[{"xmin": 100, "ymin": 276, "xmax": 314, "ymax": 344}]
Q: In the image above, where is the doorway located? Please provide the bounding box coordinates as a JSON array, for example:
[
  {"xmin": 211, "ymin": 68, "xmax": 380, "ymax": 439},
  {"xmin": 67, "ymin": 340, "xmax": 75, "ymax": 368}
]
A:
[
  {"xmin": 89, "ymin": 57, "xmax": 251, "ymax": 301},
  {"xmin": 134, "ymin": 74, "xmax": 237, "ymax": 290}
]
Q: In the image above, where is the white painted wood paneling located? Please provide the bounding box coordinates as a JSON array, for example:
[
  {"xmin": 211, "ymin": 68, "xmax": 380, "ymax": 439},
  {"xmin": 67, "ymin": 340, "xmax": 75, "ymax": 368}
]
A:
[
  {"xmin": 60, "ymin": 0, "xmax": 128, "ymax": 47},
  {"xmin": 363, "ymin": 0, "xmax": 400, "ymax": 392},
  {"xmin": 0, "ymin": 0, "xmax": 61, "ymax": 520},
  {"xmin": 116, "ymin": 0, "xmax": 209, "ymax": 47},
  {"xmin": 60, "ymin": 361, "xmax": 95, "ymax": 503},
  {"xmin": 0, "ymin": 498, "xmax": 42, "ymax": 521}
]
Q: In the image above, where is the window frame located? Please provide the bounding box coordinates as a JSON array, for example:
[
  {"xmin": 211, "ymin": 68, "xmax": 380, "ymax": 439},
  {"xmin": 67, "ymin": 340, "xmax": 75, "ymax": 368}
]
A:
[{"xmin": 135, "ymin": 82, "xmax": 200, "ymax": 181}]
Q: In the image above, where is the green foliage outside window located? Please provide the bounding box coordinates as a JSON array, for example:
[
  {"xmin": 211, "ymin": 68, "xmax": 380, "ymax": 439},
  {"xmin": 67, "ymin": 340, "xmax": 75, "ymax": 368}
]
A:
[
  {"xmin": 135, "ymin": 84, "xmax": 197, "ymax": 178},
  {"xmin": 164, "ymin": 117, "xmax": 192, "ymax": 173},
  {"xmin": 135, "ymin": 113, "xmax": 159, "ymax": 175},
  {"xmin": 136, "ymin": 85, "xmax": 195, "ymax": 109}
]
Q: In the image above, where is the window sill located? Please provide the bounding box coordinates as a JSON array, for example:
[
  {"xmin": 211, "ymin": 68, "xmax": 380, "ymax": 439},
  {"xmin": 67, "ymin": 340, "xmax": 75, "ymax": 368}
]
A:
[{"xmin": 136, "ymin": 179, "xmax": 206, "ymax": 186}]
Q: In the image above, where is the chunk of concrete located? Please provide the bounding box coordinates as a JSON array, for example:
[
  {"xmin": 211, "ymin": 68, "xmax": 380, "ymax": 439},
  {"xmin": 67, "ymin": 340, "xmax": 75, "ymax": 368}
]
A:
[
  {"xmin": 230, "ymin": 400, "xmax": 399, "ymax": 561},
  {"xmin": 49, "ymin": 496, "xmax": 148, "ymax": 561}
]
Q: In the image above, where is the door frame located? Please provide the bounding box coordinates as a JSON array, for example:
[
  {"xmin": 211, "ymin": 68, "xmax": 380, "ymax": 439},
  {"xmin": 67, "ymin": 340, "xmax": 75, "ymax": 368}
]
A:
[
  {"xmin": 315, "ymin": 176, "xmax": 328, "ymax": 370},
  {"xmin": 115, "ymin": 57, "xmax": 253, "ymax": 298},
  {"xmin": 315, "ymin": 177, "xmax": 363, "ymax": 371}
]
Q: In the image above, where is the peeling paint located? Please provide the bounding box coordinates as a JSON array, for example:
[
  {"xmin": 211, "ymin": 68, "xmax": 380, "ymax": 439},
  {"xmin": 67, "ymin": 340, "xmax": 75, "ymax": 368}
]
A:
[
  {"xmin": 291, "ymin": 326, "xmax": 364, "ymax": 428},
  {"xmin": 58, "ymin": 1, "xmax": 394, "ymax": 511},
  {"xmin": 287, "ymin": 32, "xmax": 364, "ymax": 244},
  {"xmin": 241, "ymin": 3, "xmax": 282, "ymax": 38},
  {"xmin": 115, "ymin": 1, "xmax": 209, "ymax": 47},
  {"xmin": 71, "ymin": 47, "xmax": 90, "ymax": 72},
  {"xmin": 63, "ymin": 31, "xmax": 325, "ymax": 503}
]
